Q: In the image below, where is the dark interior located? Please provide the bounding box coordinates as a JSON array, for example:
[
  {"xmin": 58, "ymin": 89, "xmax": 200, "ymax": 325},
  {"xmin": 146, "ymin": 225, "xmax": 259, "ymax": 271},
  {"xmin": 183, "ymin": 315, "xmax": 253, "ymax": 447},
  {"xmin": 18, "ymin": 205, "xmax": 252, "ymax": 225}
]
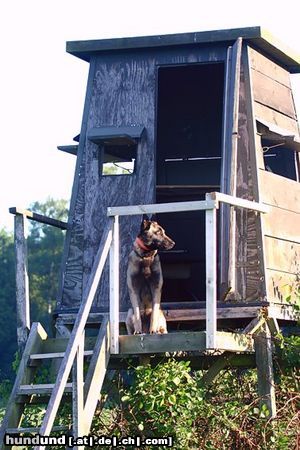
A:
[
  {"xmin": 155, "ymin": 63, "xmax": 224, "ymax": 302},
  {"xmin": 262, "ymin": 141, "xmax": 298, "ymax": 181}
]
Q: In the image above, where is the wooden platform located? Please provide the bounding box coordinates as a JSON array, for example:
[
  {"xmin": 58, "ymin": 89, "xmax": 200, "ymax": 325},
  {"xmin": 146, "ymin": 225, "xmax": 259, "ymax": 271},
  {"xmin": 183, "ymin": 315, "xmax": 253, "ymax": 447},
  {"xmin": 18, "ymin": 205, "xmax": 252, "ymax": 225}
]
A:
[{"xmin": 54, "ymin": 302, "xmax": 300, "ymax": 326}]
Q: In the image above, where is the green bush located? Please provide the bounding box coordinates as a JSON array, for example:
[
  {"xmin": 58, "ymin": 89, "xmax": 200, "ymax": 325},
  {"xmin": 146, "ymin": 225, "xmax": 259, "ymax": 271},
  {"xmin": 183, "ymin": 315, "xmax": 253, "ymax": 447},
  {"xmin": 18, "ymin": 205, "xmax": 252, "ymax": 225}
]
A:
[
  {"xmin": 120, "ymin": 360, "xmax": 203, "ymax": 449},
  {"xmin": 90, "ymin": 353, "xmax": 299, "ymax": 450}
]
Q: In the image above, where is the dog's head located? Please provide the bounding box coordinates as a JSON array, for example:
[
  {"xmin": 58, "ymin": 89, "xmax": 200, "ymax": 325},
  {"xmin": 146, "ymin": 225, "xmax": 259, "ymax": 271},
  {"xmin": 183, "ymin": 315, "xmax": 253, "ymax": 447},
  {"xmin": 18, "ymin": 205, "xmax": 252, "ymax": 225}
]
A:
[{"xmin": 139, "ymin": 215, "xmax": 175, "ymax": 251}]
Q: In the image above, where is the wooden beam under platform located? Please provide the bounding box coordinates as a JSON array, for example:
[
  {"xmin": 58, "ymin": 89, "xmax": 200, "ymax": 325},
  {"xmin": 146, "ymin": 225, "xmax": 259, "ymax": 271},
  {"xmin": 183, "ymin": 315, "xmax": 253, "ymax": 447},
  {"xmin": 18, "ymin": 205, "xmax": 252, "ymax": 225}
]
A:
[{"xmin": 119, "ymin": 331, "xmax": 254, "ymax": 355}]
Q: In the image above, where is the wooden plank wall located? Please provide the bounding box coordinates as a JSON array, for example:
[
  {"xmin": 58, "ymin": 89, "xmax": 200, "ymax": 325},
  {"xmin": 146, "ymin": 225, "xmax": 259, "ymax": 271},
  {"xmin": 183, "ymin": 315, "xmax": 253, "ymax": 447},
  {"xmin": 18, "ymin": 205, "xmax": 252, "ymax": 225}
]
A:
[
  {"xmin": 249, "ymin": 47, "xmax": 300, "ymax": 303},
  {"xmin": 249, "ymin": 47, "xmax": 298, "ymax": 127},
  {"xmin": 260, "ymin": 171, "xmax": 300, "ymax": 303}
]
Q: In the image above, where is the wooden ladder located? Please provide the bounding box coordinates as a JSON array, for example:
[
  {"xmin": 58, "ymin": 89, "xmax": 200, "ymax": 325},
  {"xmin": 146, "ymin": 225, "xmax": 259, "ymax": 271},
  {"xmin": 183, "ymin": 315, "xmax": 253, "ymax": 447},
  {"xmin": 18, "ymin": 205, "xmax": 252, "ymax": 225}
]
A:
[
  {"xmin": 0, "ymin": 221, "xmax": 116, "ymax": 450},
  {"xmin": 0, "ymin": 319, "xmax": 110, "ymax": 450}
]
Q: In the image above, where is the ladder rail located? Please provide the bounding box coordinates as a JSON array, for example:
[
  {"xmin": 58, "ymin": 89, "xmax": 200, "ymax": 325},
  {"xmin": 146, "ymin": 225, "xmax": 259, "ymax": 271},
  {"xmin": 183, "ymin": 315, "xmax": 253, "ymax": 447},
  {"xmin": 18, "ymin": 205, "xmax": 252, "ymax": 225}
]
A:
[
  {"xmin": 35, "ymin": 221, "xmax": 113, "ymax": 448},
  {"xmin": 0, "ymin": 323, "xmax": 47, "ymax": 448}
]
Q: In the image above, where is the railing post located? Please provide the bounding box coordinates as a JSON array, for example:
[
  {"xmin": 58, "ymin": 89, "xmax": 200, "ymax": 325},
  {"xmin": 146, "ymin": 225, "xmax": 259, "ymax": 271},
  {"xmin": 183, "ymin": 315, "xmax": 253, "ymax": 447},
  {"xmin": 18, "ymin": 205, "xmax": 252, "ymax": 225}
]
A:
[
  {"xmin": 14, "ymin": 213, "xmax": 30, "ymax": 352},
  {"xmin": 206, "ymin": 205, "xmax": 217, "ymax": 349},
  {"xmin": 110, "ymin": 215, "xmax": 119, "ymax": 354}
]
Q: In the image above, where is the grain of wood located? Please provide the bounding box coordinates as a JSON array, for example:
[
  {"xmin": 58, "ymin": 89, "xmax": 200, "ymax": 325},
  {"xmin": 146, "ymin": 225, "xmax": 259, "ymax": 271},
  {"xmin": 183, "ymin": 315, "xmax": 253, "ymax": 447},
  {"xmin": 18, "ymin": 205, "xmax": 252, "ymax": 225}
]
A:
[{"xmin": 251, "ymin": 69, "xmax": 296, "ymax": 119}]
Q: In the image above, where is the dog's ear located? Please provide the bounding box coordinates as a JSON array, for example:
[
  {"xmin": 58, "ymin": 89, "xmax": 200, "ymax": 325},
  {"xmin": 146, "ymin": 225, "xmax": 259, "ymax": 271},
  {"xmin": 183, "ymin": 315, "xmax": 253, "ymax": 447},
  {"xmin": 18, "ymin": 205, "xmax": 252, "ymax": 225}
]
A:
[
  {"xmin": 150, "ymin": 213, "xmax": 157, "ymax": 222},
  {"xmin": 141, "ymin": 215, "xmax": 151, "ymax": 232}
]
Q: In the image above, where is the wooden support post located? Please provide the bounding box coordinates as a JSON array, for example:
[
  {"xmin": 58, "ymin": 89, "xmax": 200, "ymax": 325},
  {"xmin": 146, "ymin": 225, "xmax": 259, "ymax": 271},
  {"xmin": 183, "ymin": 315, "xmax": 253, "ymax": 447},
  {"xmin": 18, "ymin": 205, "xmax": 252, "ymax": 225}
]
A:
[
  {"xmin": 205, "ymin": 200, "xmax": 218, "ymax": 349},
  {"xmin": 110, "ymin": 216, "xmax": 119, "ymax": 354},
  {"xmin": 254, "ymin": 326, "xmax": 277, "ymax": 418},
  {"xmin": 83, "ymin": 318, "xmax": 110, "ymax": 433},
  {"xmin": 14, "ymin": 214, "xmax": 30, "ymax": 352},
  {"xmin": 72, "ymin": 331, "xmax": 85, "ymax": 448},
  {"xmin": 201, "ymin": 352, "xmax": 235, "ymax": 386}
]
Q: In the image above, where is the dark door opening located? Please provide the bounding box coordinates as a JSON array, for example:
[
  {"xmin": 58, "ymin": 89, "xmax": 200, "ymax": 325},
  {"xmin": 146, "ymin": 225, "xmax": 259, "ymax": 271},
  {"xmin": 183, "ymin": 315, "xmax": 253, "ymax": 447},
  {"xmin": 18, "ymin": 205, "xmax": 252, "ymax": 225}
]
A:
[{"xmin": 155, "ymin": 63, "xmax": 224, "ymax": 303}]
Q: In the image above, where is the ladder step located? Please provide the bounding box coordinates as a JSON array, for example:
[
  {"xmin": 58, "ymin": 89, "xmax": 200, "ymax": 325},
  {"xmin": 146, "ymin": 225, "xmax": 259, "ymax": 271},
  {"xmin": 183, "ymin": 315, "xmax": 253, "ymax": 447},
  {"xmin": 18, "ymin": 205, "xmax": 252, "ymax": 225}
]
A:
[
  {"xmin": 30, "ymin": 350, "xmax": 93, "ymax": 360},
  {"xmin": 6, "ymin": 425, "xmax": 68, "ymax": 434},
  {"xmin": 18, "ymin": 383, "xmax": 73, "ymax": 395}
]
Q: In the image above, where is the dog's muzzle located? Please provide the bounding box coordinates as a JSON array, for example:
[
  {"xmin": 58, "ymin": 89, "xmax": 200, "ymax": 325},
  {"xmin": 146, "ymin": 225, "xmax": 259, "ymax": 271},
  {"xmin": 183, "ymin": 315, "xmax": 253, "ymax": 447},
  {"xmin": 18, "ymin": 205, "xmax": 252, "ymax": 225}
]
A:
[{"xmin": 163, "ymin": 238, "xmax": 175, "ymax": 250}]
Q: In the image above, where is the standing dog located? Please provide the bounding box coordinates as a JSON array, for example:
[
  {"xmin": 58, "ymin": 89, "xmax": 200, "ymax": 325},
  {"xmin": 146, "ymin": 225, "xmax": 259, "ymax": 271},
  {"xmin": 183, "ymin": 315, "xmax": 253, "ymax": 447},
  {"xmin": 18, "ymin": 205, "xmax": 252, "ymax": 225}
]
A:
[{"xmin": 126, "ymin": 216, "xmax": 175, "ymax": 335}]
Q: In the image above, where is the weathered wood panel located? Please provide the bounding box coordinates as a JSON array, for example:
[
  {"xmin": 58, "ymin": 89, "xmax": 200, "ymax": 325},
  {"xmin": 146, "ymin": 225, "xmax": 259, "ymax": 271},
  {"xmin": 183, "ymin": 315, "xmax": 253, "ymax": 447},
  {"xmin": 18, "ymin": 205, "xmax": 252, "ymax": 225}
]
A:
[
  {"xmin": 251, "ymin": 69, "xmax": 296, "ymax": 119},
  {"xmin": 248, "ymin": 46, "xmax": 291, "ymax": 88},
  {"xmin": 259, "ymin": 170, "xmax": 300, "ymax": 213},
  {"xmin": 60, "ymin": 152, "xmax": 86, "ymax": 307},
  {"xmin": 234, "ymin": 47, "xmax": 266, "ymax": 302},
  {"xmin": 83, "ymin": 55, "xmax": 157, "ymax": 311},
  {"xmin": 59, "ymin": 60, "xmax": 97, "ymax": 308},
  {"xmin": 266, "ymin": 269, "xmax": 299, "ymax": 303},
  {"xmin": 265, "ymin": 236, "xmax": 300, "ymax": 274},
  {"xmin": 254, "ymin": 102, "xmax": 299, "ymax": 135},
  {"xmin": 263, "ymin": 206, "xmax": 300, "ymax": 243}
]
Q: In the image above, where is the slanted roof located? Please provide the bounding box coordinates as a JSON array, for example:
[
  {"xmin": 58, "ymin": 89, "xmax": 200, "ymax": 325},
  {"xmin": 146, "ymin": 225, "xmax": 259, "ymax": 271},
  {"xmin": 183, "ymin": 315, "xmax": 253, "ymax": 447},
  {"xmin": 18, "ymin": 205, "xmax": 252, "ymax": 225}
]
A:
[{"xmin": 67, "ymin": 26, "xmax": 300, "ymax": 73}]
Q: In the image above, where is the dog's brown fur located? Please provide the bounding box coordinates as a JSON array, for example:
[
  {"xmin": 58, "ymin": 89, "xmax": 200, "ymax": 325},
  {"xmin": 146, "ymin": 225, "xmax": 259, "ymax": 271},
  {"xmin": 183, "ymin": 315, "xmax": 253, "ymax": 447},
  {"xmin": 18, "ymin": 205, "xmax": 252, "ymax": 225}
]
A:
[{"xmin": 126, "ymin": 217, "xmax": 175, "ymax": 335}]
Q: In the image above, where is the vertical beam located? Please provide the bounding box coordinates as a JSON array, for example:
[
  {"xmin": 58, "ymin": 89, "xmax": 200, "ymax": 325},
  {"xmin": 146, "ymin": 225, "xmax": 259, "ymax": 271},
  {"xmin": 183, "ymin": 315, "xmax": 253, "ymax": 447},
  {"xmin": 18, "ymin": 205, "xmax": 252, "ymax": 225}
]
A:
[
  {"xmin": 205, "ymin": 199, "xmax": 218, "ymax": 349},
  {"xmin": 220, "ymin": 38, "xmax": 242, "ymax": 297},
  {"xmin": 228, "ymin": 38, "xmax": 242, "ymax": 297},
  {"xmin": 83, "ymin": 318, "xmax": 110, "ymax": 433},
  {"xmin": 110, "ymin": 216, "xmax": 120, "ymax": 354},
  {"xmin": 254, "ymin": 326, "xmax": 277, "ymax": 418},
  {"xmin": 72, "ymin": 331, "xmax": 85, "ymax": 448},
  {"xmin": 14, "ymin": 214, "xmax": 30, "ymax": 352},
  {"xmin": 243, "ymin": 45, "xmax": 268, "ymax": 300}
]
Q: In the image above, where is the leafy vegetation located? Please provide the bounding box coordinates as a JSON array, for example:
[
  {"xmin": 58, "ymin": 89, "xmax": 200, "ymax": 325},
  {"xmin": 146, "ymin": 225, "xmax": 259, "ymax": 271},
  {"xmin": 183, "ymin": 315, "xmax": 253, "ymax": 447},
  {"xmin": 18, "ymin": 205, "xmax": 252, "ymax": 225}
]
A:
[
  {"xmin": 0, "ymin": 198, "xmax": 68, "ymax": 386},
  {"xmin": 87, "ymin": 350, "xmax": 299, "ymax": 450}
]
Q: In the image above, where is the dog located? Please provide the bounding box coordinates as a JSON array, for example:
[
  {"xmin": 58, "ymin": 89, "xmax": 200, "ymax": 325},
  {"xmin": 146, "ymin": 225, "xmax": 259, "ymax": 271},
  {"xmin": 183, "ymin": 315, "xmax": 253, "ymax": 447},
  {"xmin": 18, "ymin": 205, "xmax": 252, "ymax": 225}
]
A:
[{"xmin": 126, "ymin": 216, "xmax": 175, "ymax": 335}]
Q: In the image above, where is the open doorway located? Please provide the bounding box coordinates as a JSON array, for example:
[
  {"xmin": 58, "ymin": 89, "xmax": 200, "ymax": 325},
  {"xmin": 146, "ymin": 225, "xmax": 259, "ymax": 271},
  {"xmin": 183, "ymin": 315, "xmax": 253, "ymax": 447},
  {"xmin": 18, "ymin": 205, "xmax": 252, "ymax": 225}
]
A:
[{"xmin": 155, "ymin": 63, "xmax": 225, "ymax": 302}]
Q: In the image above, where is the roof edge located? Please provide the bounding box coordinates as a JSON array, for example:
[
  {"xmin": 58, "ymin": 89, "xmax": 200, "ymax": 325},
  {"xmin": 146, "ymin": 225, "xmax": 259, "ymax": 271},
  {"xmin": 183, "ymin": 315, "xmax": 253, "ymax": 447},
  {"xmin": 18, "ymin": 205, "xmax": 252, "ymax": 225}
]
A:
[{"xmin": 66, "ymin": 26, "xmax": 300, "ymax": 73}]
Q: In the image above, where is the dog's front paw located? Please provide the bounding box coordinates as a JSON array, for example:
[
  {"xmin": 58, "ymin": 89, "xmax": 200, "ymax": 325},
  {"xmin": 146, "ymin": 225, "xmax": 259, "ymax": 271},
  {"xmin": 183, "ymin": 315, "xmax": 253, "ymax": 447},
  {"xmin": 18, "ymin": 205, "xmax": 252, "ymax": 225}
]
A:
[
  {"xmin": 150, "ymin": 327, "xmax": 168, "ymax": 334},
  {"xmin": 158, "ymin": 326, "xmax": 168, "ymax": 334},
  {"xmin": 133, "ymin": 324, "xmax": 143, "ymax": 335}
]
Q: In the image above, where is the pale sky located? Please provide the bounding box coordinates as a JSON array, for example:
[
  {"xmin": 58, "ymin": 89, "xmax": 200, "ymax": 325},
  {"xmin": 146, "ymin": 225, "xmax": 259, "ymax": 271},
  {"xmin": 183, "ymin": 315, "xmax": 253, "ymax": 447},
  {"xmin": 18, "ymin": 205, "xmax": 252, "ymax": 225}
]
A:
[{"xmin": 1, "ymin": 0, "xmax": 300, "ymax": 230}]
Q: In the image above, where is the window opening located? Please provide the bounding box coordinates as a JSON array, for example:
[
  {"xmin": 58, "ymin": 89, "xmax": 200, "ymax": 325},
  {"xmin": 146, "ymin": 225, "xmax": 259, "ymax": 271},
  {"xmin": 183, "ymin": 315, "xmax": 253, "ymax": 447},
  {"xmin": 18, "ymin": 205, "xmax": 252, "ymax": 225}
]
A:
[
  {"xmin": 257, "ymin": 120, "xmax": 300, "ymax": 181},
  {"xmin": 101, "ymin": 143, "xmax": 136, "ymax": 176}
]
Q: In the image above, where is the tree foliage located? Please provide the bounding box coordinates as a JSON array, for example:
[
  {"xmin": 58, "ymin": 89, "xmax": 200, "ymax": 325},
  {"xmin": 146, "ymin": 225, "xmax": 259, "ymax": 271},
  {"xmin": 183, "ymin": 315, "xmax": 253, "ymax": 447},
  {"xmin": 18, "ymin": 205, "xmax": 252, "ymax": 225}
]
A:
[
  {"xmin": 0, "ymin": 229, "xmax": 16, "ymax": 383},
  {"xmin": 0, "ymin": 198, "xmax": 68, "ymax": 383}
]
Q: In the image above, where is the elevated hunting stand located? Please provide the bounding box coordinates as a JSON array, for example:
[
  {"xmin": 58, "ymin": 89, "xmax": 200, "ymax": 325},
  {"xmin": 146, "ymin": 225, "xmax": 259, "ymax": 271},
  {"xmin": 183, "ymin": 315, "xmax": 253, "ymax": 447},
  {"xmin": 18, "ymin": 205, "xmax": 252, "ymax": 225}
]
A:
[{"xmin": 1, "ymin": 26, "xmax": 300, "ymax": 449}]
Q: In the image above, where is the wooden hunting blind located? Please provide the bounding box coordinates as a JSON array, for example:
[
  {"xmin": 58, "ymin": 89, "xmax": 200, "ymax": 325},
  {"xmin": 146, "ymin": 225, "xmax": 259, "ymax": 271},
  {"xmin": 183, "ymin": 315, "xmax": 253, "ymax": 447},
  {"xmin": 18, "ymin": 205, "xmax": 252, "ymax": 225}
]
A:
[
  {"xmin": 57, "ymin": 26, "xmax": 300, "ymax": 320},
  {"xmin": 2, "ymin": 27, "xmax": 300, "ymax": 446}
]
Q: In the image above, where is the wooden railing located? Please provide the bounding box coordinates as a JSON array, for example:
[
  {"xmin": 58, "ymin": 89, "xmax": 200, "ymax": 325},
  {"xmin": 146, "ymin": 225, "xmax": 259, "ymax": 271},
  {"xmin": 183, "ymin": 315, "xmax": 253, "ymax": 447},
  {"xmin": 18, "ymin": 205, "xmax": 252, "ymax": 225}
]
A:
[
  {"xmin": 9, "ymin": 194, "xmax": 268, "ymax": 445},
  {"xmin": 10, "ymin": 194, "xmax": 268, "ymax": 354},
  {"xmin": 107, "ymin": 192, "xmax": 269, "ymax": 350}
]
